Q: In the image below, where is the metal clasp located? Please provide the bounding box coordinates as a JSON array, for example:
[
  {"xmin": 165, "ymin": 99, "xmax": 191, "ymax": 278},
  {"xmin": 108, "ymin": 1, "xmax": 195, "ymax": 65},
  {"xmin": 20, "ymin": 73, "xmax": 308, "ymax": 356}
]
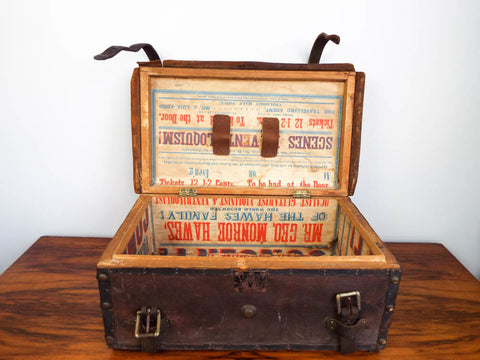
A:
[
  {"xmin": 336, "ymin": 291, "xmax": 361, "ymax": 315},
  {"xmin": 179, "ymin": 188, "xmax": 197, "ymax": 197},
  {"xmin": 292, "ymin": 190, "xmax": 311, "ymax": 199},
  {"xmin": 135, "ymin": 307, "xmax": 161, "ymax": 338}
]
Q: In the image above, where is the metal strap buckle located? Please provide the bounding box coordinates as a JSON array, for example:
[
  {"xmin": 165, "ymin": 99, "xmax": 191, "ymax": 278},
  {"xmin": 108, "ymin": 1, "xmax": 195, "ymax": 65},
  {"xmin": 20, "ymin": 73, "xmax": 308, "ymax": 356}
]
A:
[
  {"xmin": 336, "ymin": 291, "xmax": 361, "ymax": 315},
  {"xmin": 134, "ymin": 307, "xmax": 161, "ymax": 338},
  {"xmin": 329, "ymin": 291, "xmax": 365, "ymax": 354}
]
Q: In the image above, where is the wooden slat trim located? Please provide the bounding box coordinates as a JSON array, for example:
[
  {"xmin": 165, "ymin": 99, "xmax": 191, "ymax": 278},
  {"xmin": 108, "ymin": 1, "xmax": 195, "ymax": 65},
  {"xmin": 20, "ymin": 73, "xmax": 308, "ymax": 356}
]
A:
[
  {"xmin": 348, "ymin": 72, "xmax": 365, "ymax": 196},
  {"xmin": 338, "ymin": 197, "xmax": 399, "ymax": 266},
  {"xmin": 141, "ymin": 186, "xmax": 348, "ymax": 197},
  {"xmin": 336, "ymin": 74, "xmax": 356, "ymax": 195},
  {"xmin": 138, "ymin": 67, "xmax": 355, "ymax": 196},
  {"xmin": 97, "ymin": 195, "xmax": 151, "ymax": 266},
  {"xmin": 139, "ymin": 67, "xmax": 355, "ymax": 81},
  {"xmin": 109, "ymin": 254, "xmax": 389, "ymax": 270},
  {"xmin": 130, "ymin": 68, "xmax": 142, "ymax": 193},
  {"xmin": 139, "ymin": 69, "xmax": 152, "ymax": 194},
  {"xmin": 159, "ymin": 60, "xmax": 355, "ymax": 72}
]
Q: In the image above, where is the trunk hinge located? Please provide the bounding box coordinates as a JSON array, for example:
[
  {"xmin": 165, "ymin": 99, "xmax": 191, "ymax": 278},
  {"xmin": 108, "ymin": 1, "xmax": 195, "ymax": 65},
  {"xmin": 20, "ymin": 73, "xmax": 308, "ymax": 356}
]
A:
[
  {"xmin": 327, "ymin": 291, "xmax": 367, "ymax": 354},
  {"xmin": 179, "ymin": 188, "xmax": 197, "ymax": 197},
  {"xmin": 292, "ymin": 190, "xmax": 311, "ymax": 199}
]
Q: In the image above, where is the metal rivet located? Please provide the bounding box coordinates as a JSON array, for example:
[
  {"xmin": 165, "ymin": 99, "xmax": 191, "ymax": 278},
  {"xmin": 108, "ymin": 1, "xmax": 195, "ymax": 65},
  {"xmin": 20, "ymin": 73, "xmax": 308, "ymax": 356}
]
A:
[
  {"xmin": 101, "ymin": 302, "xmax": 111, "ymax": 310},
  {"xmin": 378, "ymin": 338, "xmax": 387, "ymax": 345},
  {"xmin": 241, "ymin": 305, "xmax": 257, "ymax": 319},
  {"xmin": 386, "ymin": 305, "xmax": 395, "ymax": 312},
  {"xmin": 106, "ymin": 336, "xmax": 114, "ymax": 344},
  {"xmin": 98, "ymin": 273, "xmax": 108, "ymax": 282},
  {"xmin": 391, "ymin": 276, "xmax": 400, "ymax": 285}
]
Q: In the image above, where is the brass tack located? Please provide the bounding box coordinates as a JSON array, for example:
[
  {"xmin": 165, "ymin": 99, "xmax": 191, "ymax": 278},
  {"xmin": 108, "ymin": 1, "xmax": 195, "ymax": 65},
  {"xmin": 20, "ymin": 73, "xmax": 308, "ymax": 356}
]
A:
[
  {"xmin": 101, "ymin": 302, "xmax": 111, "ymax": 310},
  {"xmin": 241, "ymin": 305, "xmax": 257, "ymax": 319}
]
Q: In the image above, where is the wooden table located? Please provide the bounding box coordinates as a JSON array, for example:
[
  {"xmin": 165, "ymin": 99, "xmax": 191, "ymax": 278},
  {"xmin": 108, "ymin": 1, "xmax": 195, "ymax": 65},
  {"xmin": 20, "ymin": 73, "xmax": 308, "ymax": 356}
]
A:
[{"xmin": 0, "ymin": 237, "xmax": 479, "ymax": 359}]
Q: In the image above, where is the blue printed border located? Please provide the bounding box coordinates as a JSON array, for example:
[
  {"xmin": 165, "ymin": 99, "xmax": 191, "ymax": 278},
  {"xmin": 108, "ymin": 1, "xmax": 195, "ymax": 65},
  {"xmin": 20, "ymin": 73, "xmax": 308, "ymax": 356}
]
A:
[
  {"xmin": 151, "ymin": 89, "xmax": 343, "ymax": 188},
  {"xmin": 149, "ymin": 201, "xmax": 156, "ymax": 251},
  {"xmin": 152, "ymin": 88, "xmax": 340, "ymax": 100},
  {"xmin": 155, "ymin": 242, "xmax": 329, "ymax": 249}
]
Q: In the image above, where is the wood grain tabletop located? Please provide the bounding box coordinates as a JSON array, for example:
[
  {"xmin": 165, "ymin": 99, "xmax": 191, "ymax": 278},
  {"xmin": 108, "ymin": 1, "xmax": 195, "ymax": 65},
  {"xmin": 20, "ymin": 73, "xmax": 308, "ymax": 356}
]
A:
[{"xmin": 0, "ymin": 237, "xmax": 479, "ymax": 359}]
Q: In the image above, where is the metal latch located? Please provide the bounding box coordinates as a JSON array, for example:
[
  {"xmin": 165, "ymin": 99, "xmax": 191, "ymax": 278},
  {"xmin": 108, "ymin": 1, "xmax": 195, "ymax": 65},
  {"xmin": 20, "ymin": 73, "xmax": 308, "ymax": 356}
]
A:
[
  {"xmin": 292, "ymin": 190, "xmax": 311, "ymax": 199},
  {"xmin": 327, "ymin": 291, "xmax": 367, "ymax": 354},
  {"xmin": 135, "ymin": 306, "xmax": 161, "ymax": 352},
  {"xmin": 179, "ymin": 188, "xmax": 197, "ymax": 197}
]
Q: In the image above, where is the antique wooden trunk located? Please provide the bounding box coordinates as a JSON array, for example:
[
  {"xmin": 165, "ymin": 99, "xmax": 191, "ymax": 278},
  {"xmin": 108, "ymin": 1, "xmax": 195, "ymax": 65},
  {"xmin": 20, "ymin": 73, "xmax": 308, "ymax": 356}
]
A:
[{"xmin": 96, "ymin": 34, "xmax": 401, "ymax": 354}]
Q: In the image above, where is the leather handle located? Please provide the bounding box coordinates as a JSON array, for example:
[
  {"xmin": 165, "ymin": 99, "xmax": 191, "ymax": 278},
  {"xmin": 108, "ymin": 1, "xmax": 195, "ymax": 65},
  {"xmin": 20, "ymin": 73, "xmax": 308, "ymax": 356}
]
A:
[
  {"xmin": 212, "ymin": 115, "xmax": 231, "ymax": 155},
  {"xmin": 261, "ymin": 118, "xmax": 279, "ymax": 158},
  {"xmin": 94, "ymin": 43, "xmax": 161, "ymax": 62},
  {"xmin": 308, "ymin": 33, "xmax": 340, "ymax": 64}
]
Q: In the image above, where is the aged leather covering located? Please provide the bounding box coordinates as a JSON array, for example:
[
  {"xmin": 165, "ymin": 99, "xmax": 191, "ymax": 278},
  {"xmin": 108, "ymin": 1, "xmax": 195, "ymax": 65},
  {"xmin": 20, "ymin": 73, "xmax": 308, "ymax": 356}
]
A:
[
  {"xmin": 108, "ymin": 269, "xmax": 389, "ymax": 350},
  {"xmin": 212, "ymin": 115, "xmax": 231, "ymax": 156},
  {"xmin": 308, "ymin": 33, "xmax": 341, "ymax": 64},
  {"xmin": 160, "ymin": 60, "xmax": 355, "ymax": 72},
  {"xmin": 95, "ymin": 43, "xmax": 160, "ymax": 62},
  {"xmin": 261, "ymin": 118, "xmax": 280, "ymax": 158}
]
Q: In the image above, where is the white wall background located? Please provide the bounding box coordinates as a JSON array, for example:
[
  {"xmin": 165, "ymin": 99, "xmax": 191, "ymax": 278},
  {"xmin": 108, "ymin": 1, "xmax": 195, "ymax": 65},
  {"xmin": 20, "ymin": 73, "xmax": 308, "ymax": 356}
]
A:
[{"xmin": 1, "ymin": 0, "xmax": 479, "ymax": 279}]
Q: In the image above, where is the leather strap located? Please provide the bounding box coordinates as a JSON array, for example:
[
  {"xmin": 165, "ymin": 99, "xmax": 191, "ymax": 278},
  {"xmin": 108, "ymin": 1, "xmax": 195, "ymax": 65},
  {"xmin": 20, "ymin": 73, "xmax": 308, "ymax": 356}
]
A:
[
  {"xmin": 261, "ymin": 118, "xmax": 279, "ymax": 158},
  {"xmin": 141, "ymin": 337, "xmax": 156, "ymax": 353},
  {"xmin": 327, "ymin": 318, "xmax": 367, "ymax": 354},
  {"xmin": 94, "ymin": 43, "xmax": 160, "ymax": 62},
  {"xmin": 212, "ymin": 115, "xmax": 231, "ymax": 155},
  {"xmin": 308, "ymin": 33, "xmax": 340, "ymax": 64}
]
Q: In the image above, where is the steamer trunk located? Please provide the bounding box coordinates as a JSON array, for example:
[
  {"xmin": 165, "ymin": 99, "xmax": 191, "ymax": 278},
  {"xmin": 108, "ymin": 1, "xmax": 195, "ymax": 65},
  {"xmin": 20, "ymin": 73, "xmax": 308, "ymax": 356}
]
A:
[
  {"xmin": 96, "ymin": 35, "xmax": 401, "ymax": 354},
  {"xmin": 97, "ymin": 194, "xmax": 401, "ymax": 353},
  {"xmin": 98, "ymin": 267, "xmax": 400, "ymax": 351}
]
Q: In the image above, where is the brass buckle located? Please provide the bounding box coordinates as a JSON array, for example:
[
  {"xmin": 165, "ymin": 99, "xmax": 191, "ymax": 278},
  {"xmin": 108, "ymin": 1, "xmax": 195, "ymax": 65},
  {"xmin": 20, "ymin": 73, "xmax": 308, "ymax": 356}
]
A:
[
  {"xmin": 134, "ymin": 308, "xmax": 161, "ymax": 338},
  {"xmin": 336, "ymin": 291, "xmax": 361, "ymax": 315}
]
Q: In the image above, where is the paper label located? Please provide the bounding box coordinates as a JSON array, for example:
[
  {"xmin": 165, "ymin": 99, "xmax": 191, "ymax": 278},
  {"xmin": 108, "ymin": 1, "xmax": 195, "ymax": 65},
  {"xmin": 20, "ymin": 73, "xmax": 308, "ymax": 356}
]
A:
[
  {"xmin": 150, "ymin": 77, "xmax": 343, "ymax": 190},
  {"xmin": 145, "ymin": 196, "xmax": 338, "ymax": 257},
  {"xmin": 124, "ymin": 204, "xmax": 155, "ymax": 255},
  {"xmin": 336, "ymin": 206, "xmax": 370, "ymax": 255}
]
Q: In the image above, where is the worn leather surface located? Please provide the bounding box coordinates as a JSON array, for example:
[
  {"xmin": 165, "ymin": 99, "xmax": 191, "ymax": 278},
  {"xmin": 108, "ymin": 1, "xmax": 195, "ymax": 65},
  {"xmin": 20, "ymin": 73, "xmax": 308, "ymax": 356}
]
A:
[
  {"xmin": 308, "ymin": 33, "xmax": 341, "ymax": 64},
  {"xmin": 94, "ymin": 43, "xmax": 160, "ymax": 62},
  {"xmin": 261, "ymin": 118, "xmax": 280, "ymax": 158},
  {"xmin": 161, "ymin": 60, "xmax": 355, "ymax": 71},
  {"xmin": 212, "ymin": 115, "xmax": 231, "ymax": 155},
  {"xmin": 108, "ymin": 270, "xmax": 389, "ymax": 350}
]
